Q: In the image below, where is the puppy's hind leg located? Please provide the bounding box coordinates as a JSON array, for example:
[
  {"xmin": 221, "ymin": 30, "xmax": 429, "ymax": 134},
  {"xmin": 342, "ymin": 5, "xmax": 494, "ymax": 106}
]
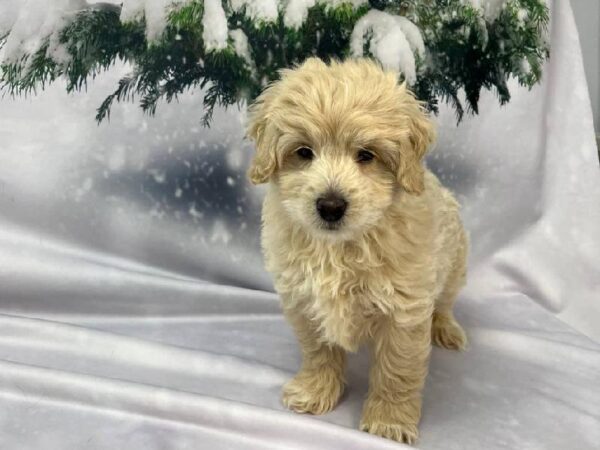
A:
[
  {"xmin": 281, "ymin": 302, "xmax": 346, "ymax": 415},
  {"xmin": 432, "ymin": 235, "xmax": 468, "ymax": 351}
]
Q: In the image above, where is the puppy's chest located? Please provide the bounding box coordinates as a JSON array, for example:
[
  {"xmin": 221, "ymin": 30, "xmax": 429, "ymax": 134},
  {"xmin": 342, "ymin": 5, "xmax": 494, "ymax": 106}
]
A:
[{"xmin": 278, "ymin": 258, "xmax": 384, "ymax": 351}]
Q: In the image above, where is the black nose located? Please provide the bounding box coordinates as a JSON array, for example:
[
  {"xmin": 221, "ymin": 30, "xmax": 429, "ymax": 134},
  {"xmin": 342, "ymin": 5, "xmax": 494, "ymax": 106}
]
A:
[{"xmin": 316, "ymin": 194, "xmax": 348, "ymax": 223}]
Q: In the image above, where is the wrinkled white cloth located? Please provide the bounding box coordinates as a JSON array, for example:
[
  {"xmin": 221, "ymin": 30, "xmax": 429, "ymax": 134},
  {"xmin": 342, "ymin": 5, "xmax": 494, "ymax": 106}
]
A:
[{"xmin": 0, "ymin": 0, "xmax": 598, "ymax": 449}]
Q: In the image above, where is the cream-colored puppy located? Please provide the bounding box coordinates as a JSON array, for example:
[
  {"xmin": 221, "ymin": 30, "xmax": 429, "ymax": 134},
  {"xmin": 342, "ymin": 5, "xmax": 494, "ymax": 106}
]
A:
[{"xmin": 246, "ymin": 57, "xmax": 468, "ymax": 444}]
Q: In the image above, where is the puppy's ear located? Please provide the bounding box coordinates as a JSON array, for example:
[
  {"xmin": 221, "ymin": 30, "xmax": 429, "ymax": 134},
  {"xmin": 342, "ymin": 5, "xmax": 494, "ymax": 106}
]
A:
[
  {"xmin": 396, "ymin": 86, "xmax": 435, "ymax": 194},
  {"xmin": 245, "ymin": 85, "xmax": 280, "ymax": 185}
]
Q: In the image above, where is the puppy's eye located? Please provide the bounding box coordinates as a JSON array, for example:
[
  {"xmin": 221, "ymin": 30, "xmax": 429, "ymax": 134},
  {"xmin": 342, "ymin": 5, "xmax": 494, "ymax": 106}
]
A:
[
  {"xmin": 296, "ymin": 147, "xmax": 314, "ymax": 160},
  {"xmin": 356, "ymin": 149, "xmax": 375, "ymax": 163}
]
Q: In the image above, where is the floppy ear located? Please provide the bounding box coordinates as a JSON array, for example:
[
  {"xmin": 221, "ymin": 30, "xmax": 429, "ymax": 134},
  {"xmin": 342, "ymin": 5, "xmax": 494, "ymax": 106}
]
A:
[
  {"xmin": 245, "ymin": 82, "xmax": 283, "ymax": 185},
  {"xmin": 396, "ymin": 88, "xmax": 435, "ymax": 195},
  {"xmin": 246, "ymin": 58, "xmax": 327, "ymax": 184}
]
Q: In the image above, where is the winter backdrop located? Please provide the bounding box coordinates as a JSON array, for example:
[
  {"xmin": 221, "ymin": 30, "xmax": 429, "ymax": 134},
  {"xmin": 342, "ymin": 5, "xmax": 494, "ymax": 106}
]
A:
[{"xmin": 0, "ymin": 1, "xmax": 599, "ymax": 450}]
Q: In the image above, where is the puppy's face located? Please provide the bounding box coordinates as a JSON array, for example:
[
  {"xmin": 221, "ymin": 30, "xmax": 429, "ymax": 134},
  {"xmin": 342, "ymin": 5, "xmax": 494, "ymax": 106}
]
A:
[
  {"xmin": 246, "ymin": 58, "xmax": 434, "ymax": 241},
  {"xmin": 272, "ymin": 130, "xmax": 398, "ymax": 241}
]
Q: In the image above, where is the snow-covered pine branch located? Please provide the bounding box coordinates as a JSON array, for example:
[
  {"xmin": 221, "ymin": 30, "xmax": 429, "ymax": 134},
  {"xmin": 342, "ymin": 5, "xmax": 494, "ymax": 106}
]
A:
[
  {"xmin": 0, "ymin": 0, "xmax": 550, "ymax": 124},
  {"xmin": 350, "ymin": 10, "xmax": 424, "ymax": 84}
]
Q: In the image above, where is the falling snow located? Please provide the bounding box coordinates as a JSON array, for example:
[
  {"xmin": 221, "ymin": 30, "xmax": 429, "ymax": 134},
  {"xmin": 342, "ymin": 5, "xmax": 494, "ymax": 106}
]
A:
[
  {"xmin": 189, "ymin": 204, "xmax": 204, "ymax": 220},
  {"xmin": 148, "ymin": 169, "xmax": 166, "ymax": 184},
  {"xmin": 210, "ymin": 220, "xmax": 232, "ymax": 244}
]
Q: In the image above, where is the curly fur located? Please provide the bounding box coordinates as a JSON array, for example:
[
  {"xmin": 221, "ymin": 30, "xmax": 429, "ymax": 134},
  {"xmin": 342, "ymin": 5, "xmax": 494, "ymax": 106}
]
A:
[{"xmin": 246, "ymin": 57, "xmax": 468, "ymax": 445}]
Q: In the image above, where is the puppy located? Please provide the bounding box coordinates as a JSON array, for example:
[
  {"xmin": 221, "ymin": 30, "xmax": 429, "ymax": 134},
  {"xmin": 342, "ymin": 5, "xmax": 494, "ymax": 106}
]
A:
[{"xmin": 245, "ymin": 57, "xmax": 468, "ymax": 444}]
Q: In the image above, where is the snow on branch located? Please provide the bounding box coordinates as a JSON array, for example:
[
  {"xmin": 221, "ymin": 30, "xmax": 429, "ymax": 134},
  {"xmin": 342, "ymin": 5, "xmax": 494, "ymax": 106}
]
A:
[
  {"xmin": 283, "ymin": 0, "xmax": 317, "ymax": 29},
  {"xmin": 283, "ymin": 0, "xmax": 367, "ymax": 29},
  {"xmin": 230, "ymin": 0, "xmax": 279, "ymax": 23},
  {"xmin": 202, "ymin": 0, "xmax": 228, "ymax": 51},
  {"xmin": 121, "ymin": 0, "xmax": 184, "ymax": 41},
  {"xmin": 468, "ymin": 0, "xmax": 509, "ymax": 21},
  {"xmin": 0, "ymin": 0, "xmax": 550, "ymax": 125},
  {"xmin": 351, "ymin": 10, "xmax": 422, "ymax": 84},
  {"xmin": 0, "ymin": 0, "xmax": 87, "ymax": 65},
  {"xmin": 229, "ymin": 28, "xmax": 254, "ymax": 69}
]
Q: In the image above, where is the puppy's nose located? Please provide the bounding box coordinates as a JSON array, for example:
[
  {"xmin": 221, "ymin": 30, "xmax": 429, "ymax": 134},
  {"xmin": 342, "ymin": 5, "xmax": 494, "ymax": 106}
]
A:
[{"xmin": 316, "ymin": 193, "xmax": 348, "ymax": 223}]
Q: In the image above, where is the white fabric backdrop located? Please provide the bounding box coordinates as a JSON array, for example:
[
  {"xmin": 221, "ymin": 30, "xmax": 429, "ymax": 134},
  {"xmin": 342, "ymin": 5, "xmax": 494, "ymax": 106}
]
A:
[{"xmin": 0, "ymin": 1, "xmax": 598, "ymax": 449}]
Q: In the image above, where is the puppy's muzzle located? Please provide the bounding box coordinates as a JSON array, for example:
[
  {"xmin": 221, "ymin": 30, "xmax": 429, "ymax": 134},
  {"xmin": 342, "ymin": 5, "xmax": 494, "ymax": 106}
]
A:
[{"xmin": 316, "ymin": 193, "xmax": 348, "ymax": 223}]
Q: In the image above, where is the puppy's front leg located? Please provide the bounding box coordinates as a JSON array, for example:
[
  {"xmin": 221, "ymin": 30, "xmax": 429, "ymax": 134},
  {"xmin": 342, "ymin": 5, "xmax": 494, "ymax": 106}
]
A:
[
  {"xmin": 282, "ymin": 304, "xmax": 346, "ymax": 415},
  {"xmin": 360, "ymin": 316, "xmax": 431, "ymax": 444}
]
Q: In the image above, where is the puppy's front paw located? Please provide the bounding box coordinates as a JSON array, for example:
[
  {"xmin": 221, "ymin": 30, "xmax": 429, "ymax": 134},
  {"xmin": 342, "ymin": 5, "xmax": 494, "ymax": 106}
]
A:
[
  {"xmin": 432, "ymin": 312, "xmax": 467, "ymax": 350},
  {"xmin": 360, "ymin": 396, "xmax": 421, "ymax": 444},
  {"xmin": 282, "ymin": 368, "xmax": 344, "ymax": 415},
  {"xmin": 360, "ymin": 419, "xmax": 419, "ymax": 445}
]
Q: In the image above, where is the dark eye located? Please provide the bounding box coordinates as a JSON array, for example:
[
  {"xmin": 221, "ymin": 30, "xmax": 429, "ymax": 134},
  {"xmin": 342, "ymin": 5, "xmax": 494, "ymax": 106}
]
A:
[
  {"xmin": 356, "ymin": 149, "xmax": 375, "ymax": 163},
  {"xmin": 296, "ymin": 146, "xmax": 314, "ymax": 160}
]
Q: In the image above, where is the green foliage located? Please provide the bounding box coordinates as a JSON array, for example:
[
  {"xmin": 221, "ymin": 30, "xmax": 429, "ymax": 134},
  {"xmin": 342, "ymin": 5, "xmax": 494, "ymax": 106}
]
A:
[
  {"xmin": 410, "ymin": 0, "xmax": 549, "ymax": 119},
  {"xmin": 0, "ymin": 0, "xmax": 549, "ymax": 125}
]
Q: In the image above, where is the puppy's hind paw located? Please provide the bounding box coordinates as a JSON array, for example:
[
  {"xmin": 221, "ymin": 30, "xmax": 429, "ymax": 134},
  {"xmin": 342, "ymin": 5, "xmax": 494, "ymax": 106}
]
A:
[
  {"xmin": 360, "ymin": 420, "xmax": 419, "ymax": 445},
  {"xmin": 432, "ymin": 312, "xmax": 467, "ymax": 350}
]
